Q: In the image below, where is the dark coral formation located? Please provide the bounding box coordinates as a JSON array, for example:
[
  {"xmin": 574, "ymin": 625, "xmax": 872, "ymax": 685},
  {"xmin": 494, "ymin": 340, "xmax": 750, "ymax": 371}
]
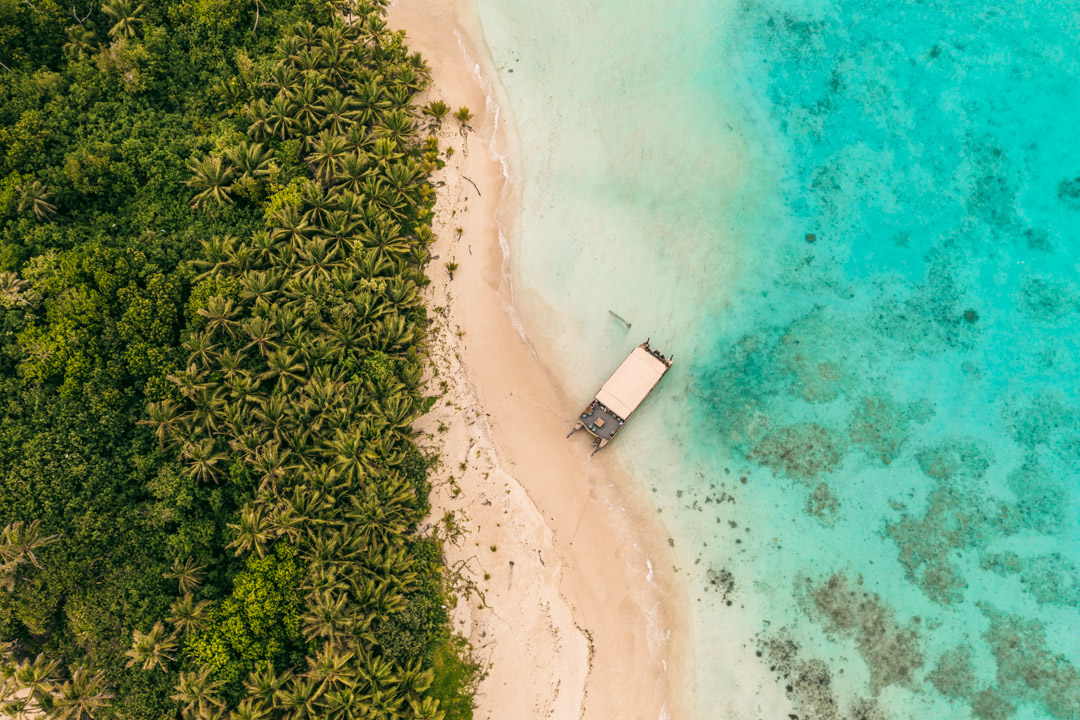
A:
[
  {"xmin": 802, "ymin": 573, "xmax": 923, "ymax": 693},
  {"xmin": 806, "ymin": 482, "xmax": 840, "ymax": 524},
  {"xmin": 1019, "ymin": 276, "xmax": 1080, "ymax": 321},
  {"xmin": 760, "ymin": 634, "xmax": 894, "ymax": 720},
  {"xmin": 1005, "ymin": 458, "xmax": 1069, "ymax": 531},
  {"xmin": 706, "ymin": 566, "xmax": 736, "ymax": 602},
  {"xmin": 928, "ymin": 645, "xmax": 977, "ymax": 700},
  {"xmin": 1002, "ymin": 393, "xmax": 1078, "ymax": 450},
  {"xmin": 761, "ymin": 636, "xmax": 842, "ymax": 720},
  {"xmin": 971, "ymin": 688, "xmax": 1016, "ymax": 720},
  {"xmin": 749, "ymin": 423, "xmax": 845, "ymax": 483},
  {"xmin": 981, "ymin": 552, "xmax": 1080, "ymax": 608},
  {"xmin": 1057, "ymin": 175, "xmax": 1080, "ymax": 211},
  {"xmin": 886, "ymin": 483, "xmax": 1006, "ymax": 605},
  {"xmin": 913, "ymin": 439, "xmax": 990, "ymax": 484},
  {"xmin": 982, "ymin": 605, "xmax": 1080, "ymax": 719},
  {"xmin": 847, "ymin": 394, "xmax": 932, "ymax": 466},
  {"xmin": 774, "ymin": 310, "xmax": 856, "ymax": 404}
]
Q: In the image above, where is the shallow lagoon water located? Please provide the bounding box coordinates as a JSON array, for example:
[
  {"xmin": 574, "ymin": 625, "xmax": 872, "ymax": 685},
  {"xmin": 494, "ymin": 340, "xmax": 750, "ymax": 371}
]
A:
[{"xmin": 473, "ymin": 0, "xmax": 1080, "ymax": 717}]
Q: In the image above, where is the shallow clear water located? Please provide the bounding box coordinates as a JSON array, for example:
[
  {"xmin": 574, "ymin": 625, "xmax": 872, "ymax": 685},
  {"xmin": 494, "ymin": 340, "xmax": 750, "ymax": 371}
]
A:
[{"xmin": 474, "ymin": 0, "xmax": 1080, "ymax": 717}]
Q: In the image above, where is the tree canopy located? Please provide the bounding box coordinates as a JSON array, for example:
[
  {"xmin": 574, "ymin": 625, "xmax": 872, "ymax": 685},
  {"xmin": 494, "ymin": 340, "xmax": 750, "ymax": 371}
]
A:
[{"xmin": 0, "ymin": 0, "xmax": 476, "ymax": 717}]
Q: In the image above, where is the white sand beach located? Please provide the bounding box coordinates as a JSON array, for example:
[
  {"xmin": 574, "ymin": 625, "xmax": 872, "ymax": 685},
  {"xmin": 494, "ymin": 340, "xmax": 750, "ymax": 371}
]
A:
[{"xmin": 388, "ymin": 1, "xmax": 692, "ymax": 717}]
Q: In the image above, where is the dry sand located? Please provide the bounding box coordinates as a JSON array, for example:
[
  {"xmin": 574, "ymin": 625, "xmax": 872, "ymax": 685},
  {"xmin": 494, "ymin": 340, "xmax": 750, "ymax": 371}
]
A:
[{"xmin": 388, "ymin": 1, "xmax": 692, "ymax": 718}]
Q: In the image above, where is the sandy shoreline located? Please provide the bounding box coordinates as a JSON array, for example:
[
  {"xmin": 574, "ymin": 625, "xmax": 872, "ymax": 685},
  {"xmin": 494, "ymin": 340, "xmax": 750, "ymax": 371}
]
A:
[{"xmin": 388, "ymin": 1, "xmax": 692, "ymax": 718}]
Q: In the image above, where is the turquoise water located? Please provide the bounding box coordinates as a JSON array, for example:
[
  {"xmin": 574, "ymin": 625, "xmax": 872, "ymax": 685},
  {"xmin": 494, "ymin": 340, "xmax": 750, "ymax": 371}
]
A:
[{"xmin": 473, "ymin": 0, "xmax": 1080, "ymax": 718}]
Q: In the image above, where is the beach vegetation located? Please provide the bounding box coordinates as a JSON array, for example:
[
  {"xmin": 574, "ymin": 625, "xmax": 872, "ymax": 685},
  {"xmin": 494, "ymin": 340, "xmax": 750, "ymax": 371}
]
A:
[
  {"xmin": 452, "ymin": 107, "xmax": 473, "ymax": 128},
  {"xmin": 423, "ymin": 99, "xmax": 451, "ymax": 122},
  {"xmin": 445, "ymin": 260, "xmax": 459, "ymax": 279},
  {"xmin": 0, "ymin": 0, "xmax": 475, "ymax": 717}
]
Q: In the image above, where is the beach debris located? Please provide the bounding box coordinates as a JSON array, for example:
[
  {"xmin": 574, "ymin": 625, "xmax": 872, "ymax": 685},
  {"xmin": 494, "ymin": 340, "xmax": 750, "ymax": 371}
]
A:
[
  {"xmin": 805, "ymin": 233, "xmax": 816, "ymax": 243},
  {"xmin": 607, "ymin": 310, "xmax": 631, "ymax": 329},
  {"xmin": 537, "ymin": 549, "xmax": 545, "ymax": 566},
  {"xmin": 508, "ymin": 560, "xmax": 515, "ymax": 589},
  {"xmin": 462, "ymin": 176, "xmax": 482, "ymax": 197}
]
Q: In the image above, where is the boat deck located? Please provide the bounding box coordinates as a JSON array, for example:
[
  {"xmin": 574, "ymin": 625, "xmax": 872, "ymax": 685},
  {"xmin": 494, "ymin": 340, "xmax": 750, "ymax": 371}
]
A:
[{"xmin": 579, "ymin": 402, "xmax": 623, "ymax": 441}]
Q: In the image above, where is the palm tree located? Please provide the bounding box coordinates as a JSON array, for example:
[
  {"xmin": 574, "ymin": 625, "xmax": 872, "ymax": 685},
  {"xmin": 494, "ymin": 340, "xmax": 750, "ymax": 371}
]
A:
[
  {"xmin": 0, "ymin": 519, "xmax": 60, "ymax": 571},
  {"xmin": 269, "ymin": 205, "xmax": 314, "ymax": 247},
  {"xmin": 171, "ymin": 667, "xmax": 225, "ymax": 720},
  {"xmin": 101, "ymin": 0, "xmax": 144, "ymax": 39},
  {"xmin": 385, "ymin": 84, "xmax": 413, "ymax": 111},
  {"xmin": 275, "ymin": 35, "xmax": 305, "ymax": 65},
  {"xmin": 308, "ymin": 131, "xmax": 347, "ymax": 185},
  {"xmin": 345, "ymin": 483, "xmax": 413, "ymax": 549},
  {"xmin": 62, "ymin": 25, "xmax": 97, "ymax": 56},
  {"xmin": 242, "ymin": 316, "xmax": 279, "ymax": 355},
  {"xmin": 52, "ymin": 668, "xmax": 114, "ymax": 720},
  {"xmin": 246, "ymin": 99, "xmax": 272, "ymax": 141},
  {"xmin": 259, "ymin": 347, "xmax": 306, "ymax": 392},
  {"xmin": 342, "ymin": 124, "xmax": 370, "ymax": 155},
  {"xmin": 240, "ymin": 270, "xmax": 284, "ymax": 305},
  {"xmin": 299, "ymin": 180, "xmax": 338, "ymax": 224},
  {"xmin": 197, "ymin": 296, "xmax": 241, "ymax": 339},
  {"xmin": 358, "ymin": 14, "xmax": 387, "ymax": 50},
  {"xmin": 374, "ymin": 109, "xmax": 414, "ymax": 146},
  {"xmin": 184, "ymin": 331, "xmax": 218, "ymax": 369},
  {"xmin": 376, "ymin": 394, "xmax": 416, "ymax": 441},
  {"xmin": 227, "ymin": 504, "xmax": 274, "ymax": 557},
  {"xmin": 421, "ymin": 100, "xmax": 449, "ymax": 123},
  {"xmin": 303, "ymin": 643, "xmax": 355, "ymax": 696},
  {"xmin": 227, "ymin": 142, "xmax": 275, "ymax": 181},
  {"xmin": 15, "ymin": 181, "xmax": 56, "ymax": 220},
  {"xmin": 335, "ymin": 153, "xmax": 371, "ymax": 195},
  {"xmin": 266, "ymin": 95, "xmax": 297, "ymax": 140},
  {"xmin": 320, "ymin": 687, "xmax": 366, "ymax": 720},
  {"xmin": 244, "ymin": 662, "xmax": 289, "ymax": 710},
  {"xmin": 292, "ymin": 81, "xmax": 323, "ymax": 134},
  {"xmin": 294, "ymin": 46, "xmax": 324, "ymax": 73},
  {"xmin": 275, "ymin": 676, "xmax": 321, "ymax": 720},
  {"xmin": 317, "ymin": 91, "xmax": 358, "ymax": 135},
  {"xmin": 7, "ymin": 653, "xmax": 59, "ymax": 717},
  {"xmin": 368, "ymin": 137, "xmax": 402, "ymax": 167},
  {"xmin": 0, "ymin": 271, "xmax": 36, "ymax": 310},
  {"xmin": 410, "ymin": 697, "xmax": 445, "ymax": 720},
  {"xmin": 186, "ymin": 156, "xmax": 235, "ymax": 209},
  {"xmin": 327, "ymin": 427, "xmax": 379, "ymax": 483},
  {"xmin": 295, "ymin": 238, "xmax": 342, "ymax": 281},
  {"xmin": 319, "ymin": 209, "xmax": 361, "ymax": 251},
  {"xmin": 140, "ymin": 399, "xmax": 188, "ymax": 449},
  {"xmin": 299, "ymin": 589, "xmax": 351, "ymax": 644},
  {"xmin": 320, "ymin": 43, "xmax": 353, "ymax": 88},
  {"xmin": 353, "ymin": 81, "xmax": 390, "ymax": 128},
  {"xmin": 124, "ymin": 621, "xmax": 176, "ymax": 672},
  {"xmin": 229, "ymin": 698, "xmax": 270, "ymax": 720},
  {"xmin": 163, "ymin": 557, "xmax": 206, "ymax": 593},
  {"xmin": 181, "ymin": 438, "xmax": 229, "ymax": 484},
  {"xmin": 167, "ymin": 593, "xmax": 210, "ymax": 636}
]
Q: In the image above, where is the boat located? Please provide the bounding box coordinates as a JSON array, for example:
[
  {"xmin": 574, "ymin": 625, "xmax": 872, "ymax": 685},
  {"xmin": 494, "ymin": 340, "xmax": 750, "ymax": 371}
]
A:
[{"xmin": 567, "ymin": 340, "xmax": 673, "ymax": 453}]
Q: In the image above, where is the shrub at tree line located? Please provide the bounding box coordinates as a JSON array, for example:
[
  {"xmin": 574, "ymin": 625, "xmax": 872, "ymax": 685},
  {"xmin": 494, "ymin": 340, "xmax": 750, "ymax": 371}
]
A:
[{"xmin": 0, "ymin": 0, "xmax": 478, "ymax": 717}]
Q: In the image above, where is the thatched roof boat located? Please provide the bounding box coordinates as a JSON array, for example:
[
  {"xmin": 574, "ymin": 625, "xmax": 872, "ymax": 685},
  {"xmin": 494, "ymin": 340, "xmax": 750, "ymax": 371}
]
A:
[{"xmin": 567, "ymin": 340, "xmax": 673, "ymax": 453}]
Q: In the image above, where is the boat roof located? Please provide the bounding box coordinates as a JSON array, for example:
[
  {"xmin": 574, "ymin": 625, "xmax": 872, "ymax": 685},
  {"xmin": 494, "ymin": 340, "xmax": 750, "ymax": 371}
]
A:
[{"xmin": 595, "ymin": 347, "xmax": 668, "ymax": 420}]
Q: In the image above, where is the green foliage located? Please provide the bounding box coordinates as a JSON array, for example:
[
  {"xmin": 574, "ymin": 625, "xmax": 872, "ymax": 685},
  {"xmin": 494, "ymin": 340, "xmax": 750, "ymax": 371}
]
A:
[
  {"xmin": 261, "ymin": 176, "xmax": 304, "ymax": 223},
  {"xmin": 187, "ymin": 544, "xmax": 305, "ymax": 687},
  {"xmin": 0, "ymin": 1, "xmax": 476, "ymax": 718},
  {"xmin": 428, "ymin": 633, "xmax": 480, "ymax": 720}
]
